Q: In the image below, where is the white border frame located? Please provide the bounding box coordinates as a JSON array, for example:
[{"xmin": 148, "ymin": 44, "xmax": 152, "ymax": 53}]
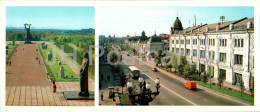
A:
[{"xmin": 0, "ymin": 0, "xmax": 259, "ymax": 112}]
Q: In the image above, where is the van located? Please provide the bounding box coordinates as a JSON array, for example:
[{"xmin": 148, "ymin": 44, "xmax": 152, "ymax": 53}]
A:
[{"xmin": 184, "ymin": 81, "xmax": 197, "ymax": 90}]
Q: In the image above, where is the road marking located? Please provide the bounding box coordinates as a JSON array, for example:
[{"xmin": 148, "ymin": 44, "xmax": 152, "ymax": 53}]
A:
[{"xmin": 141, "ymin": 72, "xmax": 198, "ymax": 106}]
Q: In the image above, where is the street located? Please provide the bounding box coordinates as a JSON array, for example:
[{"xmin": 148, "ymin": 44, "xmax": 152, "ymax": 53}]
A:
[{"xmin": 121, "ymin": 51, "xmax": 251, "ymax": 106}]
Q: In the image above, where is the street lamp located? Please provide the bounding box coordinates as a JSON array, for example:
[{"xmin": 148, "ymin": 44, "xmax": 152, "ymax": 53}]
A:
[{"xmin": 127, "ymin": 78, "xmax": 160, "ymax": 105}]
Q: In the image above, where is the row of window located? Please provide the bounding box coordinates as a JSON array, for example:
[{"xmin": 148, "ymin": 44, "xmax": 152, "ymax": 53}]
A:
[
  {"xmin": 173, "ymin": 48, "xmax": 243, "ymax": 65},
  {"xmin": 234, "ymin": 39, "xmax": 244, "ymax": 47},
  {"xmin": 200, "ymin": 39, "xmax": 206, "ymax": 45},
  {"xmin": 172, "ymin": 38, "xmax": 244, "ymax": 48},
  {"xmin": 219, "ymin": 39, "xmax": 227, "ymax": 47},
  {"xmin": 208, "ymin": 39, "xmax": 215, "ymax": 46}
]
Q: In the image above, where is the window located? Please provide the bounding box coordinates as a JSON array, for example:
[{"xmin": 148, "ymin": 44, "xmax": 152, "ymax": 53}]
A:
[
  {"xmin": 176, "ymin": 40, "xmax": 179, "ymax": 44},
  {"xmin": 213, "ymin": 39, "xmax": 215, "ymax": 45},
  {"xmin": 193, "ymin": 49, "xmax": 197, "ymax": 56},
  {"xmin": 186, "ymin": 39, "xmax": 190, "ymax": 44},
  {"xmin": 181, "ymin": 48, "xmax": 184, "ymax": 54},
  {"xmin": 172, "ymin": 40, "xmax": 174, "ymax": 44},
  {"xmin": 200, "ymin": 50, "xmax": 205, "ymax": 58},
  {"xmin": 209, "ymin": 51, "xmax": 211, "ymax": 59},
  {"xmin": 234, "ymin": 39, "xmax": 244, "ymax": 47},
  {"xmin": 234, "ymin": 54, "xmax": 243, "ymax": 65},
  {"xmin": 181, "ymin": 40, "xmax": 184, "ymax": 44},
  {"xmin": 212, "ymin": 51, "xmax": 215, "ymax": 60},
  {"xmin": 237, "ymin": 39, "xmax": 240, "ymax": 47},
  {"xmin": 220, "ymin": 39, "xmax": 227, "ymax": 47},
  {"xmin": 234, "ymin": 39, "xmax": 237, "ymax": 47},
  {"xmin": 241, "ymin": 39, "xmax": 244, "ymax": 47},
  {"xmin": 219, "ymin": 53, "xmax": 226, "ymax": 62},
  {"xmin": 176, "ymin": 48, "xmax": 179, "ymax": 53},
  {"xmin": 186, "ymin": 49, "xmax": 190, "ymax": 55},
  {"xmin": 193, "ymin": 39, "xmax": 197, "ymax": 45},
  {"xmin": 234, "ymin": 73, "xmax": 242, "ymax": 85},
  {"xmin": 172, "ymin": 47, "xmax": 175, "ymax": 52}
]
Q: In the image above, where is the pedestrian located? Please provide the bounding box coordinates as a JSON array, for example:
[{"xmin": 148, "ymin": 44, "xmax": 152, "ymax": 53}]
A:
[
  {"xmin": 16, "ymin": 50, "xmax": 17, "ymax": 52},
  {"xmin": 9, "ymin": 61, "xmax": 11, "ymax": 66},
  {"xmin": 39, "ymin": 60, "xmax": 40, "ymax": 64},
  {"xmin": 112, "ymin": 90, "xmax": 115, "ymax": 101},
  {"xmin": 23, "ymin": 48, "xmax": 24, "ymax": 51},
  {"xmin": 101, "ymin": 92, "xmax": 104, "ymax": 101}
]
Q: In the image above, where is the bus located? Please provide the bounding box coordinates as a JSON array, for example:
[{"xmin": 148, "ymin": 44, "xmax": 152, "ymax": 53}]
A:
[{"xmin": 128, "ymin": 66, "xmax": 140, "ymax": 79}]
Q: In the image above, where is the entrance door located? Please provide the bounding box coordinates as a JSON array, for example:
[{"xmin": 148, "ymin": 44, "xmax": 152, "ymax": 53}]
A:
[{"xmin": 219, "ymin": 69, "xmax": 226, "ymax": 80}]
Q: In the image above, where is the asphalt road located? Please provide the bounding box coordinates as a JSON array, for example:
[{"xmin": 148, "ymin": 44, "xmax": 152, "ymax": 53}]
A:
[{"xmin": 121, "ymin": 52, "xmax": 250, "ymax": 106}]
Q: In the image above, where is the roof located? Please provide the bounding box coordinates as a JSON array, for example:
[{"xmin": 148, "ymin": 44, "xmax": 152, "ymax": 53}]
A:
[
  {"xmin": 172, "ymin": 17, "xmax": 183, "ymax": 30},
  {"xmin": 128, "ymin": 66, "xmax": 140, "ymax": 71},
  {"xmin": 181, "ymin": 17, "xmax": 254, "ymax": 34},
  {"xmin": 150, "ymin": 35, "xmax": 162, "ymax": 42}
]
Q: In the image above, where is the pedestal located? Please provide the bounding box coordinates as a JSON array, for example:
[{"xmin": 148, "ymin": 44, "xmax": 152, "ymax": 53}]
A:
[{"xmin": 63, "ymin": 91, "xmax": 94, "ymax": 100}]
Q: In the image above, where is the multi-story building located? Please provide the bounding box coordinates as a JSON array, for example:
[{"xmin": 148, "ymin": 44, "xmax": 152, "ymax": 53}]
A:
[{"xmin": 169, "ymin": 17, "xmax": 254, "ymax": 90}]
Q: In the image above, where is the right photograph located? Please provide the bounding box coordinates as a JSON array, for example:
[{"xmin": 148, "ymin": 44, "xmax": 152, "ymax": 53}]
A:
[{"xmin": 98, "ymin": 6, "xmax": 254, "ymax": 106}]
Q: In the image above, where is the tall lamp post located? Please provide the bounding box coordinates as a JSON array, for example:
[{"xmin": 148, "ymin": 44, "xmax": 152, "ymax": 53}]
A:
[{"xmin": 127, "ymin": 77, "xmax": 160, "ymax": 105}]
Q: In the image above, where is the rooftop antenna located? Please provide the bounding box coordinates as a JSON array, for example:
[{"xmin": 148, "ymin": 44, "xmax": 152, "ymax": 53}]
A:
[
  {"xmin": 189, "ymin": 20, "xmax": 190, "ymax": 27},
  {"xmin": 194, "ymin": 14, "xmax": 196, "ymax": 26},
  {"xmin": 220, "ymin": 16, "xmax": 225, "ymax": 24}
]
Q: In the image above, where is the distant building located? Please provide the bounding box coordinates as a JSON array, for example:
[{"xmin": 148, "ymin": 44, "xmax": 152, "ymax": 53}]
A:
[{"xmin": 169, "ymin": 16, "xmax": 254, "ymax": 90}]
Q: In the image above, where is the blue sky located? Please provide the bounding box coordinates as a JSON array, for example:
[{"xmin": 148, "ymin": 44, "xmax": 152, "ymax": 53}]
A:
[
  {"xmin": 99, "ymin": 6, "xmax": 254, "ymax": 37},
  {"xmin": 6, "ymin": 6, "xmax": 95, "ymax": 30}
]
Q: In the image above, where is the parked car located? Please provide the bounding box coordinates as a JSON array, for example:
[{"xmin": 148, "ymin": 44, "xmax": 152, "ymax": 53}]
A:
[
  {"xmin": 184, "ymin": 81, "xmax": 197, "ymax": 90},
  {"xmin": 152, "ymin": 67, "xmax": 158, "ymax": 71}
]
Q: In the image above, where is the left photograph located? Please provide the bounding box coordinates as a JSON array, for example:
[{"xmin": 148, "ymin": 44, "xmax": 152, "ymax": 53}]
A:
[{"xmin": 5, "ymin": 6, "xmax": 95, "ymax": 106}]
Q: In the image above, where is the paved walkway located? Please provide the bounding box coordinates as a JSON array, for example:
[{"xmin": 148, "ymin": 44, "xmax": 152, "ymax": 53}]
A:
[
  {"xmin": 47, "ymin": 42, "xmax": 94, "ymax": 91},
  {"xmin": 6, "ymin": 42, "xmax": 94, "ymax": 106}
]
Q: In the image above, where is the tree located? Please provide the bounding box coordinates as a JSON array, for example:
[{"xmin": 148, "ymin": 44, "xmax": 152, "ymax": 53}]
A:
[
  {"xmin": 240, "ymin": 79, "xmax": 245, "ymax": 96},
  {"xmin": 217, "ymin": 73, "xmax": 224, "ymax": 89},
  {"xmin": 249, "ymin": 76, "xmax": 254, "ymax": 96},
  {"xmin": 163, "ymin": 53, "xmax": 172, "ymax": 72},
  {"xmin": 183, "ymin": 64, "xmax": 192, "ymax": 78},
  {"xmin": 202, "ymin": 72, "xmax": 208, "ymax": 85},
  {"xmin": 110, "ymin": 52, "xmax": 119, "ymax": 63},
  {"xmin": 119, "ymin": 71, "xmax": 127, "ymax": 94}
]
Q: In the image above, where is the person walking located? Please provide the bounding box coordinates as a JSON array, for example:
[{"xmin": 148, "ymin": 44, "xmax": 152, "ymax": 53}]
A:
[
  {"xmin": 9, "ymin": 61, "xmax": 11, "ymax": 66},
  {"xmin": 39, "ymin": 60, "xmax": 40, "ymax": 64},
  {"xmin": 101, "ymin": 92, "xmax": 104, "ymax": 101}
]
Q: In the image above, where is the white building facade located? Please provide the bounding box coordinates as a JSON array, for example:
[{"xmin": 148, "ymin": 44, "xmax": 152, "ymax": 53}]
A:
[{"xmin": 169, "ymin": 17, "xmax": 254, "ymax": 90}]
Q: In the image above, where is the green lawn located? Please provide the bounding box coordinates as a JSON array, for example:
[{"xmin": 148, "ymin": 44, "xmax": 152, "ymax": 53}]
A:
[
  {"xmin": 197, "ymin": 81, "xmax": 254, "ymax": 103},
  {"xmin": 6, "ymin": 44, "xmax": 18, "ymax": 64},
  {"xmin": 38, "ymin": 44, "xmax": 79, "ymax": 81},
  {"xmin": 50, "ymin": 41, "xmax": 95, "ymax": 79},
  {"xmin": 119, "ymin": 93, "xmax": 132, "ymax": 105}
]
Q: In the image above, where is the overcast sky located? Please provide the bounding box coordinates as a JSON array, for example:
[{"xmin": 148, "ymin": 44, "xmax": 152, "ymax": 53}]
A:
[
  {"xmin": 6, "ymin": 6, "xmax": 95, "ymax": 30},
  {"xmin": 98, "ymin": 6, "xmax": 254, "ymax": 37}
]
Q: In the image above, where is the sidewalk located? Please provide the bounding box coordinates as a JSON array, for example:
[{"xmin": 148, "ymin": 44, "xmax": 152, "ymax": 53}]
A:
[{"xmin": 99, "ymin": 86, "xmax": 126, "ymax": 105}]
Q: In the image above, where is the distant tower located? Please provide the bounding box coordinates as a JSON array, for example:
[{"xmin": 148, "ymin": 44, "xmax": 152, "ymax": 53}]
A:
[{"xmin": 220, "ymin": 16, "xmax": 225, "ymax": 24}]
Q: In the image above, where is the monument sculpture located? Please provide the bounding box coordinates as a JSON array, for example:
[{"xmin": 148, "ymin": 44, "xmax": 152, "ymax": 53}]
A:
[
  {"xmin": 79, "ymin": 52, "xmax": 90, "ymax": 96},
  {"xmin": 63, "ymin": 52, "xmax": 94, "ymax": 100},
  {"xmin": 24, "ymin": 23, "xmax": 32, "ymax": 44}
]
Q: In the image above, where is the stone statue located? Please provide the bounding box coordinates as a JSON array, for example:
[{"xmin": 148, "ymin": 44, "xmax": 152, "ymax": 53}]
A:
[
  {"xmin": 24, "ymin": 23, "xmax": 32, "ymax": 43},
  {"xmin": 79, "ymin": 52, "xmax": 89, "ymax": 96}
]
